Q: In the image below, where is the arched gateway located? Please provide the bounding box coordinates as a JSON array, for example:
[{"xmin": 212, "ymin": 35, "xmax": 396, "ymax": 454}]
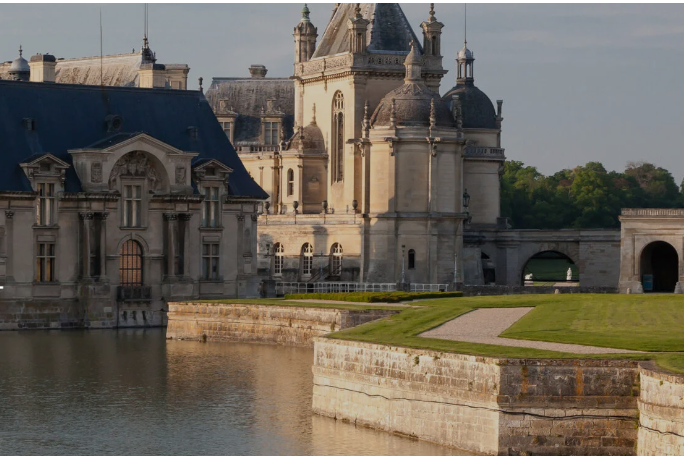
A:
[{"xmin": 640, "ymin": 241, "xmax": 678, "ymax": 292}]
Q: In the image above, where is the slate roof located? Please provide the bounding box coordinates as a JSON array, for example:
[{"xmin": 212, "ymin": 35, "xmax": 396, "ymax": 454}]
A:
[
  {"xmin": 312, "ymin": 3, "xmax": 422, "ymax": 59},
  {"xmin": 442, "ymin": 82, "xmax": 498, "ymax": 130},
  {"xmin": 205, "ymin": 77, "xmax": 295, "ymax": 144},
  {"xmin": 0, "ymin": 80, "xmax": 267, "ymax": 199},
  {"xmin": 372, "ymin": 82, "xmax": 454, "ymax": 128}
]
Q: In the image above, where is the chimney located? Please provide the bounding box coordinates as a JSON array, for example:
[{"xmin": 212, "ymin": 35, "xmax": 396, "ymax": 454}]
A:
[
  {"xmin": 29, "ymin": 54, "xmax": 57, "ymax": 83},
  {"xmin": 249, "ymin": 64, "xmax": 267, "ymax": 78},
  {"xmin": 138, "ymin": 63, "xmax": 167, "ymax": 88}
]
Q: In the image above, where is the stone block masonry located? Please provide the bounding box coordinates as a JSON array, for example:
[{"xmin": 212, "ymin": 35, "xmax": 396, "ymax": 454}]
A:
[
  {"xmin": 638, "ymin": 364, "xmax": 684, "ymax": 456},
  {"xmin": 312, "ymin": 338, "xmax": 642, "ymax": 455},
  {"xmin": 166, "ymin": 302, "xmax": 397, "ymax": 346}
]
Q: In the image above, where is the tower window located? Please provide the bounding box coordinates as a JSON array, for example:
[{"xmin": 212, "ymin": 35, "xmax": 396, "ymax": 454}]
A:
[
  {"xmin": 408, "ymin": 249, "xmax": 416, "ymax": 270},
  {"xmin": 332, "ymin": 91, "xmax": 345, "ymax": 182},
  {"xmin": 287, "ymin": 169, "xmax": 294, "ymax": 196}
]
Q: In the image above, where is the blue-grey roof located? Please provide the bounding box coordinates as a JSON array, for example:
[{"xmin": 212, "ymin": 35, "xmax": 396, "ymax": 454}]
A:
[
  {"xmin": 442, "ymin": 82, "xmax": 498, "ymax": 130},
  {"xmin": 0, "ymin": 80, "xmax": 267, "ymax": 199}
]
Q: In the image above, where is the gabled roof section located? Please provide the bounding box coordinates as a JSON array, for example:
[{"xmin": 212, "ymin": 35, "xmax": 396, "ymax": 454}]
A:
[
  {"xmin": 312, "ymin": 3, "xmax": 422, "ymax": 59},
  {"xmin": 193, "ymin": 158, "xmax": 234, "ymax": 173},
  {"xmin": 0, "ymin": 80, "xmax": 267, "ymax": 199},
  {"xmin": 20, "ymin": 153, "xmax": 70, "ymax": 168}
]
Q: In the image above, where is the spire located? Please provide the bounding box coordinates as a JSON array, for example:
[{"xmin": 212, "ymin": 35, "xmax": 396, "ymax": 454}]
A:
[
  {"xmin": 18, "ymin": 45, "xmax": 22, "ymax": 58},
  {"xmin": 311, "ymin": 103, "xmax": 317, "ymax": 125},
  {"xmin": 421, "ymin": 3, "xmax": 444, "ymax": 57},
  {"xmin": 141, "ymin": 3, "xmax": 156, "ymax": 63},
  {"xmin": 429, "ymin": 3, "xmax": 436, "ymax": 23},
  {"xmin": 404, "ymin": 40, "xmax": 423, "ymax": 83},
  {"xmin": 294, "ymin": 3, "xmax": 318, "ymax": 63},
  {"xmin": 354, "ymin": 3, "xmax": 362, "ymax": 19}
]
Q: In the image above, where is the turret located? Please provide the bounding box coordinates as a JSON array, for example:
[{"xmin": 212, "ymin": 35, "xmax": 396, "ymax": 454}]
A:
[
  {"xmin": 420, "ymin": 4, "xmax": 444, "ymax": 57},
  {"xmin": 293, "ymin": 4, "xmax": 318, "ymax": 64},
  {"xmin": 347, "ymin": 3, "xmax": 369, "ymax": 54},
  {"xmin": 8, "ymin": 46, "xmax": 30, "ymax": 82}
]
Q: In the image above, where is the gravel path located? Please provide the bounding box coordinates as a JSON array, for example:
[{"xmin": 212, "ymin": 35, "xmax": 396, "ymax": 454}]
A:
[{"xmin": 420, "ymin": 307, "xmax": 642, "ymax": 354}]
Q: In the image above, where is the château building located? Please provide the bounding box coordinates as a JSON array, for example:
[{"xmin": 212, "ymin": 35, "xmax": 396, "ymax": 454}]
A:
[
  {"xmin": 206, "ymin": 3, "xmax": 505, "ymax": 286},
  {"xmin": 0, "ymin": 73, "xmax": 266, "ymax": 330}
]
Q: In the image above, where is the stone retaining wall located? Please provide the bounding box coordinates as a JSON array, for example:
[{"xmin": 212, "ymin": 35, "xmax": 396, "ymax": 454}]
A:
[
  {"xmin": 638, "ymin": 364, "xmax": 684, "ymax": 456},
  {"xmin": 312, "ymin": 338, "xmax": 640, "ymax": 455},
  {"xmin": 166, "ymin": 302, "xmax": 396, "ymax": 346}
]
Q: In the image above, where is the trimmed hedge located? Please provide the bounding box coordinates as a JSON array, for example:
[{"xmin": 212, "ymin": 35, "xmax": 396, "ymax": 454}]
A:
[{"xmin": 283, "ymin": 291, "xmax": 462, "ymax": 303}]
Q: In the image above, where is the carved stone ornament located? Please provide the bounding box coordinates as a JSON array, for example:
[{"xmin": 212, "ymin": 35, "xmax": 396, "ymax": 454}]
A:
[
  {"xmin": 251, "ymin": 214, "xmax": 258, "ymax": 222},
  {"xmin": 175, "ymin": 166, "xmax": 186, "ymax": 185},
  {"xmin": 91, "ymin": 162, "xmax": 103, "ymax": 183},
  {"xmin": 108, "ymin": 151, "xmax": 161, "ymax": 190}
]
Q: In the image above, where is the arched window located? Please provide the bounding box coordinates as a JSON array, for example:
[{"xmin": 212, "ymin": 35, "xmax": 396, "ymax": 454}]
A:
[
  {"xmin": 287, "ymin": 169, "xmax": 294, "ymax": 196},
  {"xmin": 119, "ymin": 239, "xmax": 143, "ymax": 285},
  {"xmin": 274, "ymin": 243, "xmax": 284, "ymax": 276},
  {"xmin": 332, "ymin": 91, "xmax": 344, "ymax": 182},
  {"xmin": 330, "ymin": 243, "xmax": 343, "ymax": 276},
  {"xmin": 301, "ymin": 243, "xmax": 313, "ymax": 276},
  {"xmin": 408, "ymin": 249, "xmax": 416, "ymax": 270}
]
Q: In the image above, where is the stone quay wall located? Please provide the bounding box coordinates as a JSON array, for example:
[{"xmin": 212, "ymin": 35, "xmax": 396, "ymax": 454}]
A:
[
  {"xmin": 638, "ymin": 364, "xmax": 684, "ymax": 456},
  {"xmin": 312, "ymin": 338, "xmax": 641, "ymax": 455},
  {"xmin": 166, "ymin": 302, "xmax": 396, "ymax": 346}
]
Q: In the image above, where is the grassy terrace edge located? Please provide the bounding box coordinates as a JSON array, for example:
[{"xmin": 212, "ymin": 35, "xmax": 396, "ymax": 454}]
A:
[
  {"xmin": 324, "ymin": 294, "xmax": 684, "ymax": 375},
  {"xmin": 180, "ymin": 294, "xmax": 684, "ymax": 375}
]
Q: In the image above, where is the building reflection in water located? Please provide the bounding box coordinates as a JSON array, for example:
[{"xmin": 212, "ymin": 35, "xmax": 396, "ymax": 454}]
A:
[{"xmin": 0, "ymin": 329, "xmax": 468, "ymax": 456}]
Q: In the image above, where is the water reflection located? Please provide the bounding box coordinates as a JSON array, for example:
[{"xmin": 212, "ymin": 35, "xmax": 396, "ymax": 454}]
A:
[{"xmin": 0, "ymin": 330, "xmax": 469, "ymax": 456}]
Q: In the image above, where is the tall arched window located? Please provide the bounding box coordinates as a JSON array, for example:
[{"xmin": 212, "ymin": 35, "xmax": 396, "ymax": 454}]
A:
[
  {"xmin": 274, "ymin": 243, "xmax": 284, "ymax": 276},
  {"xmin": 119, "ymin": 239, "xmax": 143, "ymax": 285},
  {"xmin": 287, "ymin": 169, "xmax": 294, "ymax": 196},
  {"xmin": 332, "ymin": 91, "xmax": 344, "ymax": 182},
  {"xmin": 408, "ymin": 249, "xmax": 416, "ymax": 270},
  {"xmin": 330, "ymin": 243, "xmax": 343, "ymax": 276},
  {"xmin": 301, "ymin": 243, "xmax": 313, "ymax": 276}
]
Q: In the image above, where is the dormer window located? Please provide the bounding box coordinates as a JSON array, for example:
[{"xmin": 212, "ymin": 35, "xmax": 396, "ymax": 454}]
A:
[
  {"xmin": 193, "ymin": 159, "xmax": 234, "ymax": 229},
  {"xmin": 264, "ymin": 121, "xmax": 279, "ymax": 145},
  {"xmin": 36, "ymin": 182, "xmax": 55, "ymax": 226},
  {"xmin": 202, "ymin": 186, "xmax": 220, "ymax": 228},
  {"xmin": 220, "ymin": 121, "xmax": 232, "ymax": 141}
]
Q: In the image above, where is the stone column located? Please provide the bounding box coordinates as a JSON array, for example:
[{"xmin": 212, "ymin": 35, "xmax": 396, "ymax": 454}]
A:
[
  {"xmin": 163, "ymin": 213, "xmax": 178, "ymax": 279},
  {"xmin": 297, "ymin": 164, "xmax": 304, "ymax": 210},
  {"xmin": 5, "ymin": 211, "xmax": 13, "ymax": 283},
  {"xmin": 79, "ymin": 212, "xmax": 94, "ymax": 279},
  {"xmin": 179, "ymin": 213, "xmax": 192, "ymax": 278},
  {"xmin": 97, "ymin": 212, "xmax": 108, "ymax": 278}
]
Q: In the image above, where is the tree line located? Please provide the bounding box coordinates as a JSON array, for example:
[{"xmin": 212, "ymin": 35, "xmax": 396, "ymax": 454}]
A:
[{"xmin": 500, "ymin": 161, "xmax": 683, "ymax": 229}]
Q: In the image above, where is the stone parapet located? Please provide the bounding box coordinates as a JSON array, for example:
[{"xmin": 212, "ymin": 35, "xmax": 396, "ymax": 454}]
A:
[
  {"xmin": 312, "ymin": 338, "xmax": 640, "ymax": 455},
  {"xmin": 166, "ymin": 302, "xmax": 396, "ymax": 346}
]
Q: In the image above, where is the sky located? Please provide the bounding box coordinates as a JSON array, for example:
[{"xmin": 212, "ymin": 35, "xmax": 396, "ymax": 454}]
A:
[{"xmin": 1, "ymin": 3, "xmax": 683, "ymax": 182}]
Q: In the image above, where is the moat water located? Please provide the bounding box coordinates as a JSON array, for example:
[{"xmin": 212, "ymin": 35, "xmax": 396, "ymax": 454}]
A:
[{"xmin": 0, "ymin": 329, "xmax": 470, "ymax": 456}]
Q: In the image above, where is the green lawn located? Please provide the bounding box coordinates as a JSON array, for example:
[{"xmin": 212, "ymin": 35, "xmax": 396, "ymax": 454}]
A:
[{"xmin": 327, "ymin": 294, "xmax": 684, "ymax": 374}]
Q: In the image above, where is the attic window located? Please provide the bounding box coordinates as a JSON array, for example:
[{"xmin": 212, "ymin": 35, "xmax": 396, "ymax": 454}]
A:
[
  {"xmin": 105, "ymin": 115, "xmax": 124, "ymax": 133},
  {"xmin": 22, "ymin": 118, "xmax": 36, "ymax": 131},
  {"xmin": 39, "ymin": 162, "xmax": 51, "ymax": 172},
  {"xmin": 205, "ymin": 167, "xmax": 215, "ymax": 177},
  {"xmin": 187, "ymin": 126, "xmax": 199, "ymax": 140}
]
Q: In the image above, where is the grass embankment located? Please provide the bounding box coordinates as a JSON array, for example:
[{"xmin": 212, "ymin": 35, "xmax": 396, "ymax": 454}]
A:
[
  {"xmin": 327, "ymin": 294, "xmax": 684, "ymax": 374},
  {"xmin": 283, "ymin": 291, "xmax": 462, "ymax": 303},
  {"xmin": 185, "ymin": 298, "xmax": 407, "ymax": 312}
]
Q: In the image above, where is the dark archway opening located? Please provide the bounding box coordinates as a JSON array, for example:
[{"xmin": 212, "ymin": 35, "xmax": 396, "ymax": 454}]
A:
[
  {"xmin": 640, "ymin": 241, "xmax": 679, "ymax": 293},
  {"xmin": 522, "ymin": 251, "xmax": 578, "ymax": 286}
]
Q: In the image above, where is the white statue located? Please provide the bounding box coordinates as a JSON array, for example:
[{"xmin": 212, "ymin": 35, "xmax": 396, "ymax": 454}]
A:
[
  {"xmin": 567, "ymin": 268, "xmax": 573, "ymax": 281},
  {"xmin": 524, "ymin": 273, "xmax": 533, "ymax": 281}
]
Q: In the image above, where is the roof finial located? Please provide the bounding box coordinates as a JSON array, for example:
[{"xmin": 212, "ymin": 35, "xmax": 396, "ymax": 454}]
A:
[
  {"xmin": 429, "ymin": 3, "xmax": 436, "ymax": 22},
  {"xmin": 362, "ymin": 100, "xmax": 370, "ymax": 135},
  {"xmin": 301, "ymin": 3, "xmax": 310, "ymax": 22},
  {"xmin": 354, "ymin": 3, "xmax": 362, "ymax": 19},
  {"xmin": 18, "ymin": 45, "xmax": 22, "ymax": 57},
  {"xmin": 464, "ymin": 3, "xmax": 467, "ymax": 47},
  {"xmin": 198, "ymin": 77, "xmax": 203, "ymax": 94},
  {"xmin": 311, "ymin": 103, "xmax": 317, "ymax": 125}
]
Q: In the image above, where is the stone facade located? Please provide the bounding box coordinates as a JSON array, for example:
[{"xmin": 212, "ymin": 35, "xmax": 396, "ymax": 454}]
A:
[{"xmin": 166, "ymin": 301, "xmax": 397, "ymax": 346}]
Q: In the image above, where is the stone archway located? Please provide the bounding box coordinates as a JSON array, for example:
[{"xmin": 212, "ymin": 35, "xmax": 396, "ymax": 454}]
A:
[
  {"xmin": 521, "ymin": 251, "xmax": 578, "ymax": 286},
  {"xmin": 640, "ymin": 241, "xmax": 679, "ymax": 292}
]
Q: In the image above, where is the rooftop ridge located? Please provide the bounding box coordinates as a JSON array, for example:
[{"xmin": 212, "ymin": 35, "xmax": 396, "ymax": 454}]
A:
[{"xmin": 0, "ymin": 78, "xmax": 201, "ymax": 97}]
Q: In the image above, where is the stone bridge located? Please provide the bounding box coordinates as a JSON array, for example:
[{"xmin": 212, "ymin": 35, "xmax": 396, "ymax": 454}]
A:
[{"xmin": 463, "ymin": 228, "xmax": 621, "ymax": 288}]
